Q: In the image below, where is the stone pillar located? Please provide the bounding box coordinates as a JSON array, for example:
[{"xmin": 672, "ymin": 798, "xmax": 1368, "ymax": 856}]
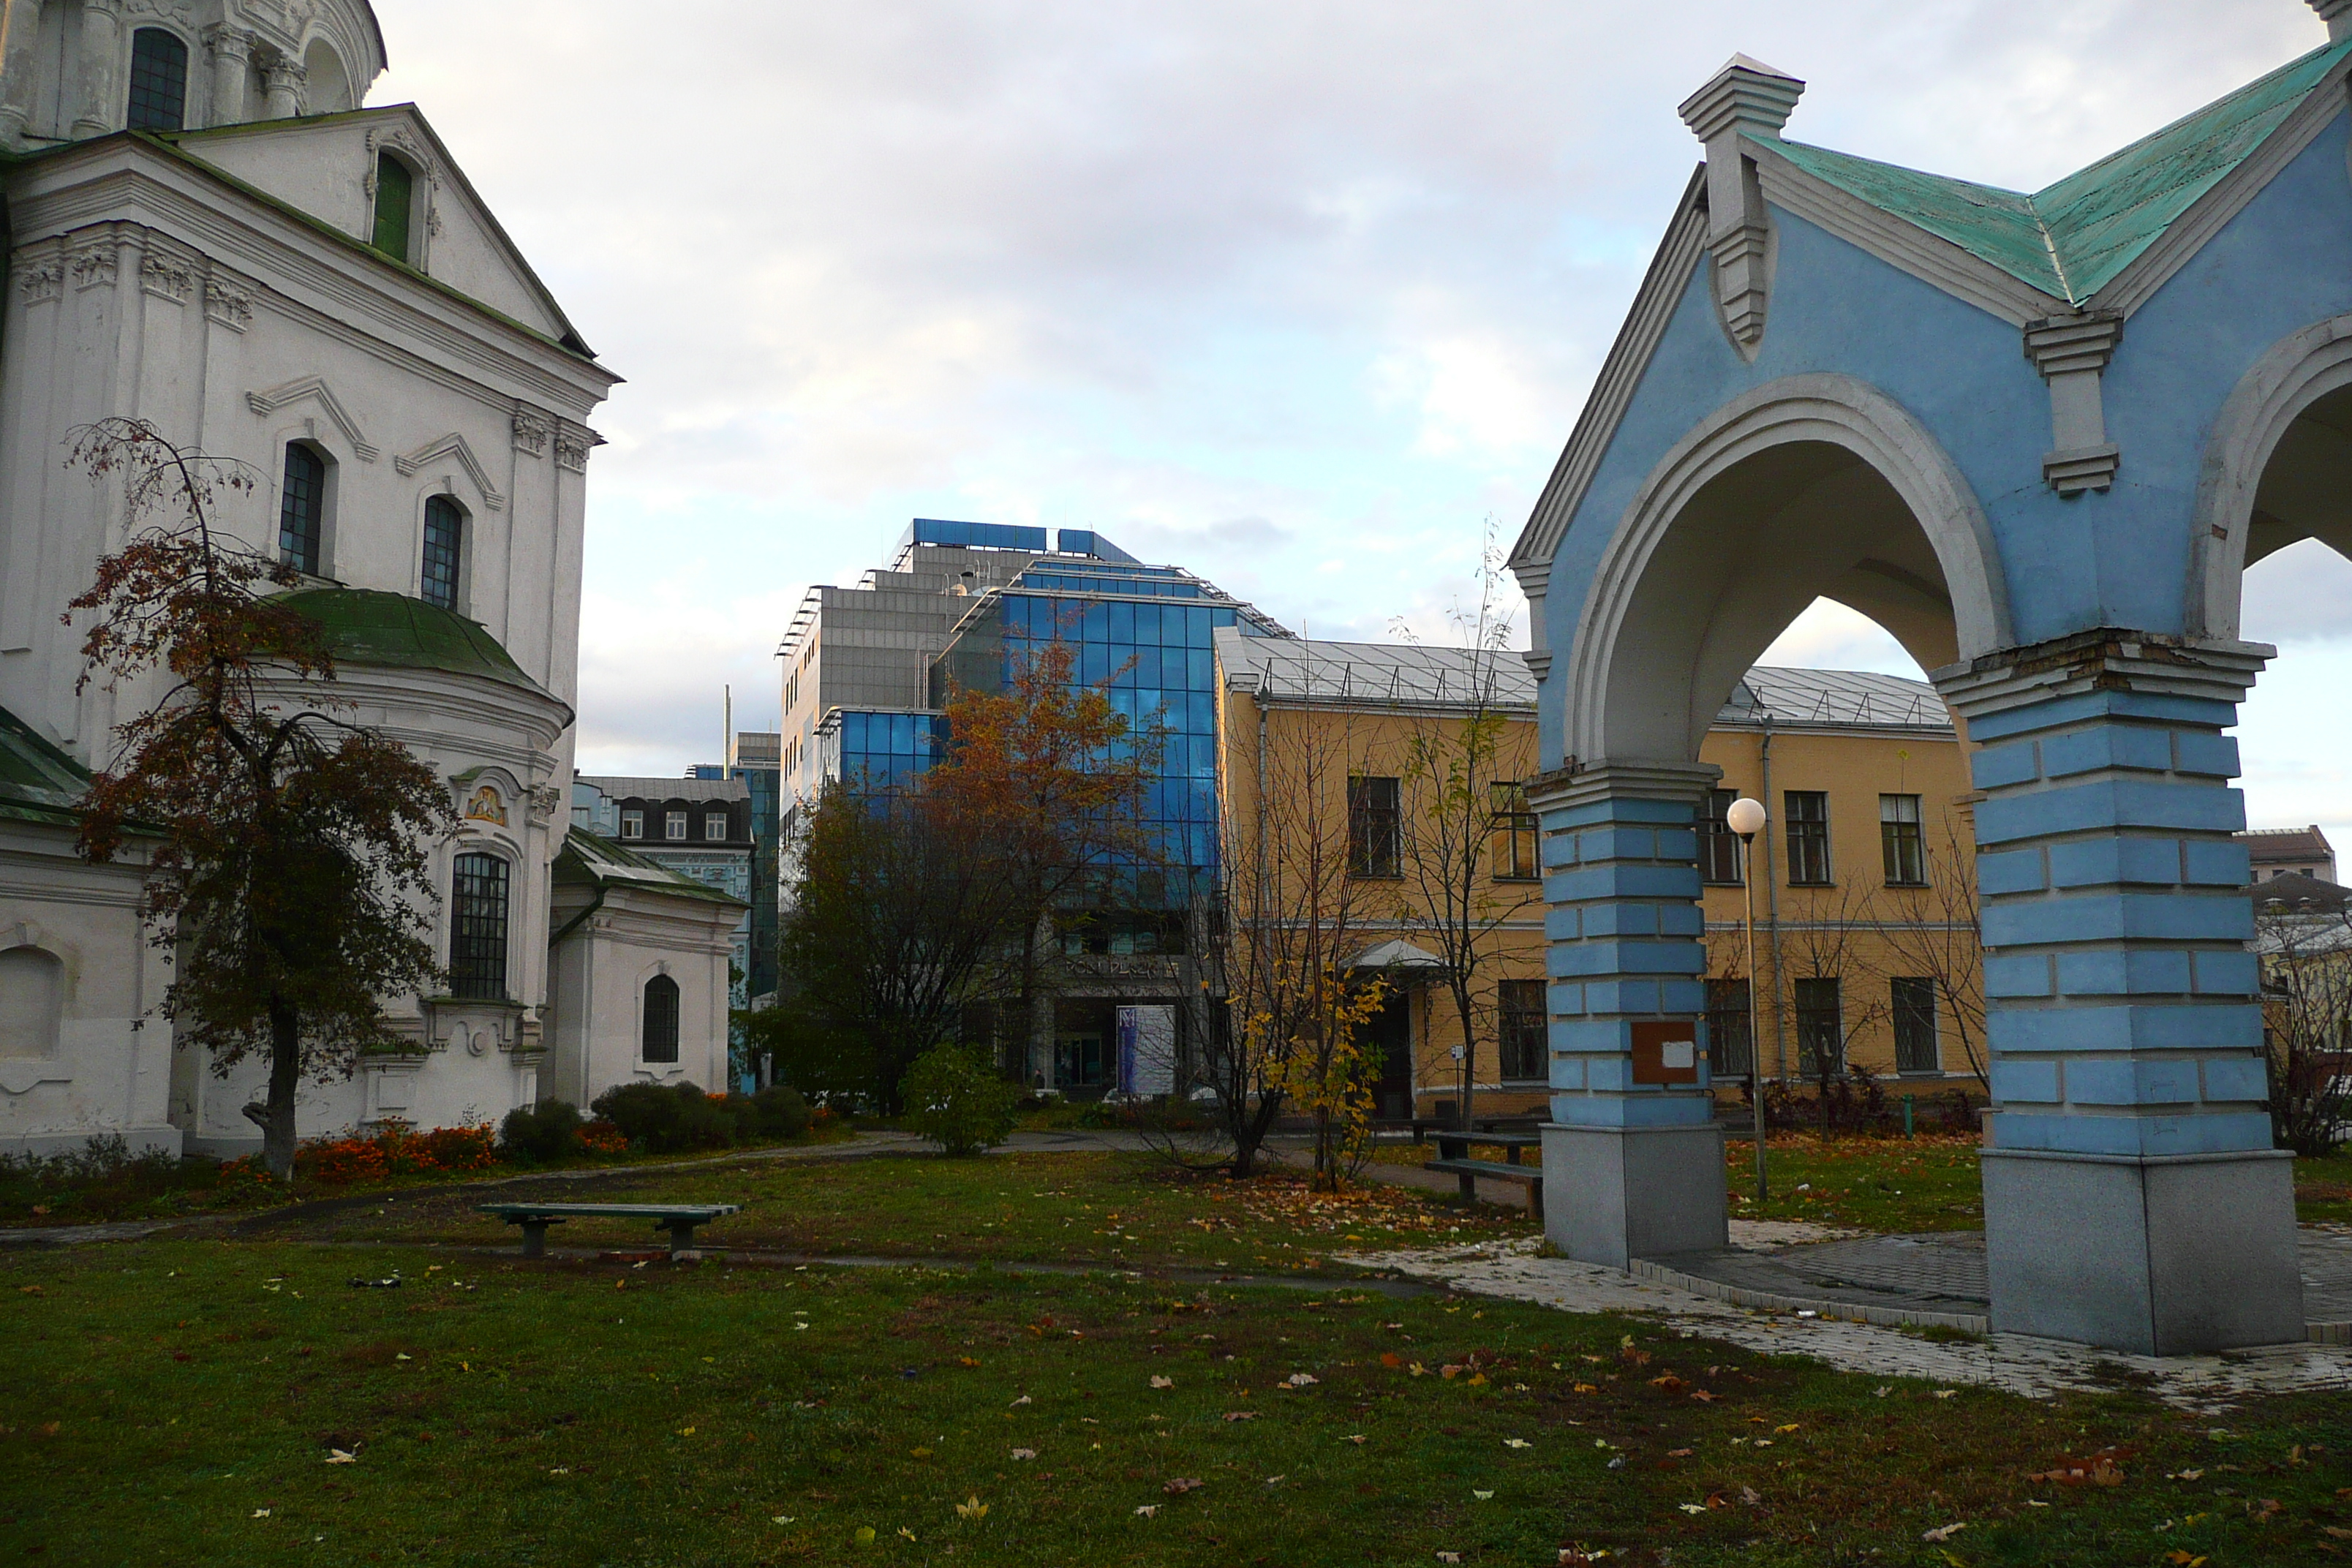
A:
[
  {"xmin": 1526, "ymin": 760, "xmax": 1727, "ymax": 1268},
  {"xmin": 72, "ymin": 0, "xmax": 119, "ymax": 139},
  {"xmin": 0, "ymin": 0, "xmax": 46, "ymax": 146},
  {"xmin": 1939, "ymin": 631, "xmax": 2304, "ymax": 1354},
  {"xmin": 260, "ymin": 55, "xmax": 303, "ymax": 120},
  {"xmin": 203, "ymin": 25, "xmax": 252, "ymax": 128}
]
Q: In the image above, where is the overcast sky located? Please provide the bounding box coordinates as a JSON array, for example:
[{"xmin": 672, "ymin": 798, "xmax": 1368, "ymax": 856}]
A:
[{"xmin": 372, "ymin": 0, "xmax": 2352, "ymax": 853}]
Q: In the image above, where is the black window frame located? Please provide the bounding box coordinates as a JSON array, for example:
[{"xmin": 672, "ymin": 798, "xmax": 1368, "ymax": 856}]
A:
[
  {"xmin": 1891, "ymin": 976, "xmax": 1940, "ymax": 1074},
  {"xmin": 1784, "ymin": 790, "xmax": 1832, "ymax": 886},
  {"xmin": 421, "ymin": 495, "xmax": 463, "ymax": 611},
  {"xmin": 1348, "ymin": 775, "xmax": 1401, "ymax": 879},
  {"xmin": 1489, "ymin": 781, "xmax": 1539, "ymax": 881},
  {"xmin": 127, "ymin": 28, "xmax": 188, "ymax": 132},
  {"xmin": 1794, "ymin": 976, "xmax": 1843, "ymax": 1077},
  {"xmin": 1705, "ymin": 976, "xmax": 1754, "ymax": 1079},
  {"xmin": 641, "ymin": 973, "xmax": 681, "ymax": 1064},
  {"xmin": 1497, "ymin": 978, "xmax": 1548, "ymax": 1083},
  {"xmin": 278, "ymin": 442, "xmax": 326, "ymax": 577},
  {"xmin": 1880, "ymin": 793, "xmax": 1927, "ymax": 886},
  {"xmin": 1699, "ymin": 788, "xmax": 1743, "ymax": 884},
  {"xmin": 449, "ymin": 851, "xmax": 510, "ymax": 1001}
]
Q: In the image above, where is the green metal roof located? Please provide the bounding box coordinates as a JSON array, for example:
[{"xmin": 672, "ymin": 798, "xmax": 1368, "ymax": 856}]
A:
[
  {"xmin": 275, "ymin": 588, "xmax": 554, "ymax": 700},
  {"xmin": 0, "ymin": 706, "xmax": 88, "ymax": 829},
  {"xmin": 1762, "ymin": 36, "xmax": 2352, "ymax": 305},
  {"xmin": 554, "ymin": 828, "xmax": 745, "ymax": 906}
]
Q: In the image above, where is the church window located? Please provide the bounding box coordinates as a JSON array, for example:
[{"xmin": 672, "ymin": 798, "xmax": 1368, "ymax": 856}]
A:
[
  {"xmin": 127, "ymin": 29, "xmax": 188, "ymax": 132},
  {"xmin": 641, "ymin": 975, "xmax": 680, "ymax": 1064},
  {"xmin": 278, "ymin": 443, "xmax": 326, "ymax": 576},
  {"xmin": 450, "ymin": 851, "xmax": 510, "ymax": 1000},
  {"xmin": 372, "ymin": 154, "xmax": 414, "ymax": 263},
  {"xmin": 421, "ymin": 496, "xmax": 463, "ymax": 609}
]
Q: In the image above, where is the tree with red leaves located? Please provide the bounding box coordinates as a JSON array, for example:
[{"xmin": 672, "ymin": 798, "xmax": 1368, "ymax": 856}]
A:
[{"xmin": 67, "ymin": 418, "xmax": 456, "ymax": 1180}]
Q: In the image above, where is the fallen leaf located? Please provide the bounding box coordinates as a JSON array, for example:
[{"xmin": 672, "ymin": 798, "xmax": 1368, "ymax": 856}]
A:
[
  {"xmin": 1436, "ymin": 1555, "xmax": 1461, "ymax": 1564},
  {"xmin": 957, "ymin": 1357, "xmax": 980, "ymax": 1368},
  {"xmin": 1922, "ymin": 1522, "xmax": 1967, "ymax": 1542},
  {"xmin": 1933, "ymin": 1389, "xmax": 1957, "ymax": 1400},
  {"xmin": 549, "ymin": 1469, "xmax": 570, "ymax": 1477},
  {"xmin": 1689, "ymin": 1389, "xmax": 1719, "ymax": 1403},
  {"xmin": 1679, "ymin": 1504, "xmax": 1706, "ymax": 1515},
  {"xmin": 1572, "ymin": 1382, "xmax": 1599, "ymax": 1394},
  {"xmin": 1409, "ymin": 1362, "xmax": 1429, "ymax": 1377},
  {"xmin": 770, "ymin": 1515, "xmax": 794, "ymax": 1524},
  {"xmin": 1667, "ymin": 1448, "xmax": 1694, "ymax": 1458},
  {"xmin": 324, "ymin": 1449, "xmax": 356, "ymax": 1465},
  {"xmin": 1651, "ymin": 1375, "xmax": 1686, "ymax": 1392},
  {"xmin": 251, "ymin": 1509, "xmax": 271, "ymax": 1520},
  {"xmin": 910, "ymin": 1447, "xmax": 932, "ymax": 1459},
  {"xmin": 1343, "ymin": 1434, "xmax": 1366, "ymax": 1445},
  {"xmin": 1381, "ymin": 1352, "xmax": 1403, "ymax": 1368},
  {"xmin": 1134, "ymin": 1504, "xmax": 1158, "ymax": 1518},
  {"xmin": 854, "ymin": 1526, "xmax": 875, "ymax": 1545},
  {"xmin": 2169, "ymin": 1470, "xmax": 2204, "ymax": 1481},
  {"xmin": 1150, "ymin": 1376, "xmax": 1174, "ymax": 1390},
  {"xmin": 1164, "ymin": 1477, "xmax": 1203, "ymax": 1494},
  {"xmin": 1774, "ymin": 1424, "xmax": 1800, "ymax": 1434},
  {"xmin": 1010, "ymin": 1448, "xmax": 1036, "ymax": 1460},
  {"xmin": 1504, "ymin": 1438, "xmax": 1532, "ymax": 1450},
  {"xmin": 1009, "ymin": 1395, "xmax": 1030, "ymax": 1407},
  {"xmin": 678, "ymin": 1428, "xmax": 696, "ymax": 1438},
  {"xmin": 898, "ymin": 1528, "xmax": 916, "ymax": 1542},
  {"xmin": 1223, "ymin": 1411, "xmax": 1258, "ymax": 1422},
  {"xmin": 1471, "ymin": 1489, "xmax": 1493, "ymax": 1501},
  {"xmin": 1740, "ymin": 1486, "xmax": 1763, "ymax": 1507},
  {"xmin": 1286, "ymin": 1373, "xmax": 1319, "ymax": 1387}
]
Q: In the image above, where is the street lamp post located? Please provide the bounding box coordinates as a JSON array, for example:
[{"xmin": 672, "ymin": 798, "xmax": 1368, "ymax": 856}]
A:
[{"xmin": 1725, "ymin": 796, "xmax": 1770, "ymax": 1206}]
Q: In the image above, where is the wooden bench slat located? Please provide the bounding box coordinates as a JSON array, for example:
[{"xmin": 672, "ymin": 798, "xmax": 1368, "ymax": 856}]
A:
[
  {"xmin": 476, "ymin": 1203, "xmax": 739, "ymax": 1219},
  {"xmin": 1425, "ymin": 1158, "xmax": 1545, "ymax": 1218}
]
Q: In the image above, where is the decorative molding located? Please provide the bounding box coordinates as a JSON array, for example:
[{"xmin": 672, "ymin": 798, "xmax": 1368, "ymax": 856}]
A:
[
  {"xmin": 203, "ymin": 274, "xmax": 254, "ymax": 331},
  {"xmin": 69, "ymin": 241, "xmax": 118, "ymax": 291},
  {"xmin": 2312, "ymin": 0, "xmax": 2352, "ymax": 44},
  {"xmin": 202, "ymin": 23, "xmax": 253, "ymax": 64},
  {"xmin": 510, "ymin": 407, "xmax": 551, "ymax": 457},
  {"xmin": 1522, "ymin": 758, "xmax": 1722, "ymax": 815},
  {"xmin": 1508, "ymin": 169, "xmax": 1709, "ymax": 575},
  {"xmin": 2024, "ymin": 312, "xmax": 2123, "ymax": 495},
  {"xmin": 553, "ymin": 422, "xmax": 600, "ymax": 473},
  {"xmin": 245, "ymin": 375, "xmax": 380, "ymax": 461},
  {"xmin": 393, "ymin": 431, "xmax": 505, "ymax": 511},
  {"xmin": 1680, "ymin": 56, "xmax": 1803, "ymax": 356},
  {"xmin": 15, "ymin": 252, "xmax": 63, "ymax": 304},
  {"xmin": 138, "ymin": 249, "xmax": 194, "ymax": 303},
  {"xmin": 1935, "ymin": 630, "xmax": 2272, "ymax": 725}
]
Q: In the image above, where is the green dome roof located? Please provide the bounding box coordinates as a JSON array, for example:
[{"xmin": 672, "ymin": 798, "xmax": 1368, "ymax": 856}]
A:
[{"xmin": 274, "ymin": 589, "xmax": 553, "ymax": 700}]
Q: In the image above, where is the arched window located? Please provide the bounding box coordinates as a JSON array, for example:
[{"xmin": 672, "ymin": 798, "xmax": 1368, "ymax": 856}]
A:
[
  {"xmin": 372, "ymin": 154, "xmax": 413, "ymax": 263},
  {"xmin": 127, "ymin": 29, "xmax": 188, "ymax": 132},
  {"xmin": 421, "ymin": 496, "xmax": 463, "ymax": 610},
  {"xmin": 279, "ymin": 443, "xmax": 326, "ymax": 576},
  {"xmin": 450, "ymin": 851, "xmax": 510, "ymax": 1000},
  {"xmin": 0, "ymin": 948, "xmax": 64, "ymax": 1059},
  {"xmin": 641, "ymin": 974, "xmax": 680, "ymax": 1064}
]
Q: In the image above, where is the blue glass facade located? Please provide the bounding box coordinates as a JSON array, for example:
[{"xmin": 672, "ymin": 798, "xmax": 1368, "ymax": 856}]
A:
[{"xmin": 823, "ymin": 709, "xmax": 948, "ymax": 794}]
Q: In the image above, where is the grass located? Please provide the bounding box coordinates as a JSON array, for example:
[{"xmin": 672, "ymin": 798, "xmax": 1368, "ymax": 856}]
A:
[{"xmin": 8, "ymin": 1163, "xmax": 2352, "ymax": 1566}]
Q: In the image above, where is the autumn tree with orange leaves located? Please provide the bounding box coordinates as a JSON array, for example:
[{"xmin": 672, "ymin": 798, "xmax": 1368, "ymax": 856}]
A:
[{"xmin": 67, "ymin": 419, "xmax": 454, "ymax": 1180}]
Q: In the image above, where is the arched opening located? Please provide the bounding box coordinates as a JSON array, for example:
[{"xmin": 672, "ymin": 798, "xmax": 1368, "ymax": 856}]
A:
[
  {"xmin": 278, "ymin": 441, "xmax": 331, "ymax": 577},
  {"xmin": 372, "ymin": 152, "xmax": 415, "ymax": 264},
  {"xmin": 641, "ymin": 975, "xmax": 681, "ymax": 1065},
  {"xmin": 126, "ymin": 29, "xmax": 188, "ymax": 132},
  {"xmin": 303, "ymin": 41, "xmax": 353, "ymax": 115},
  {"xmin": 421, "ymin": 494, "xmax": 465, "ymax": 611},
  {"xmin": 0, "ymin": 947, "xmax": 64, "ymax": 1059}
]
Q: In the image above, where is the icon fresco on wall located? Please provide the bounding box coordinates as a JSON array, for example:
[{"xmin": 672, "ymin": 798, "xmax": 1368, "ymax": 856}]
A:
[{"xmin": 464, "ymin": 783, "xmax": 508, "ymax": 826}]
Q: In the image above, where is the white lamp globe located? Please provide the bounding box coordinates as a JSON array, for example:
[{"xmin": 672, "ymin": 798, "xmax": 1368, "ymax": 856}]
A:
[{"xmin": 1725, "ymin": 796, "xmax": 1768, "ymax": 837}]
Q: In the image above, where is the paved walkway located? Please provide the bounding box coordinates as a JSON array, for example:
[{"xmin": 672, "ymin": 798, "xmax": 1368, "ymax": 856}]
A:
[{"xmin": 1337, "ymin": 1233, "xmax": 2352, "ymax": 1412}]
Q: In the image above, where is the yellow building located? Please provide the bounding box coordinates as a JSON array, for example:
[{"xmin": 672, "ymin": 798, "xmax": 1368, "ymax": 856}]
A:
[{"xmin": 1213, "ymin": 633, "xmax": 1980, "ymax": 1123}]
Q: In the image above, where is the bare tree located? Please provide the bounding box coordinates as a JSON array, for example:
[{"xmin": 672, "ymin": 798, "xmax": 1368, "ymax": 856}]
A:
[
  {"xmin": 2255, "ymin": 884, "xmax": 2352, "ymax": 1156},
  {"xmin": 1775, "ymin": 878, "xmax": 1890, "ymax": 1137},
  {"xmin": 1865, "ymin": 811, "xmax": 1989, "ymax": 1088},
  {"xmin": 1389, "ymin": 531, "xmax": 1541, "ymax": 1132}
]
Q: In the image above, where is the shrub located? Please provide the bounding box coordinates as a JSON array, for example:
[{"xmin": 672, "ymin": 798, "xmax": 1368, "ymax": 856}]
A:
[
  {"xmin": 589, "ymin": 1080, "xmax": 735, "ymax": 1154},
  {"xmin": 900, "ymin": 1045, "xmax": 1019, "ymax": 1156},
  {"xmin": 501, "ymin": 1100, "xmax": 585, "ymax": 1164},
  {"xmin": 747, "ymin": 1084, "xmax": 813, "ymax": 1141},
  {"xmin": 298, "ymin": 1137, "xmax": 388, "ymax": 1185},
  {"xmin": 578, "ymin": 1120, "xmax": 630, "ymax": 1156}
]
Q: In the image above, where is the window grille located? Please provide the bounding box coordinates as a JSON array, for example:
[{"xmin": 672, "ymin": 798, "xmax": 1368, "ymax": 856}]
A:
[
  {"xmin": 127, "ymin": 29, "xmax": 187, "ymax": 131},
  {"xmin": 1490, "ymin": 783, "xmax": 1539, "ymax": 881},
  {"xmin": 1891, "ymin": 977, "xmax": 1940, "ymax": 1073},
  {"xmin": 1705, "ymin": 977, "xmax": 1754, "ymax": 1078},
  {"xmin": 1348, "ymin": 776, "xmax": 1401, "ymax": 878},
  {"xmin": 278, "ymin": 445, "xmax": 325, "ymax": 576},
  {"xmin": 449, "ymin": 852, "xmax": 509, "ymax": 1000},
  {"xmin": 1794, "ymin": 976, "xmax": 1842, "ymax": 1076},
  {"xmin": 1497, "ymin": 979, "xmax": 1548, "ymax": 1082},
  {"xmin": 641, "ymin": 975, "xmax": 680, "ymax": 1064},
  {"xmin": 1880, "ymin": 794, "xmax": 1926, "ymax": 886},
  {"xmin": 1784, "ymin": 791, "xmax": 1831, "ymax": 886},
  {"xmin": 421, "ymin": 497, "xmax": 462, "ymax": 610},
  {"xmin": 1700, "ymin": 788, "xmax": 1743, "ymax": 884}
]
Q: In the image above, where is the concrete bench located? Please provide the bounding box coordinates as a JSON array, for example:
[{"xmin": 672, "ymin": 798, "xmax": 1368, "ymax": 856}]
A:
[
  {"xmin": 476, "ymin": 1202, "xmax": 742, "ymax": 1259},
  {"xmin": 1425, "ymin": 1158, "xmax": 1544, "ymax": 1219}
]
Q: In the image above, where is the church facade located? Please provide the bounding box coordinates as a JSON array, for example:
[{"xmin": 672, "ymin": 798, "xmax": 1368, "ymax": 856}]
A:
[{"xmin": 0, "ymin": 0, "xmax": 739, "ymax": 1156}]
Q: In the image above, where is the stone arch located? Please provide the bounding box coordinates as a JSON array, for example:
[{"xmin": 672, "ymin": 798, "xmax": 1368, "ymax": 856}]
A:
[
  {"xmin": 2188, "ymin": 313, "xmax": 2352, "ymax": 642},
  {"xmin": 1563, "ymin": 373, "xmax": 2008, "ymax": 766}
]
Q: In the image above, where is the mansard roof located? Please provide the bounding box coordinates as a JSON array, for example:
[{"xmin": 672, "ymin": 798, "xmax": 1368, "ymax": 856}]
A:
[{"xmin": 1760, "ymin": 36, "xmax": 2352, "ymax": 307}]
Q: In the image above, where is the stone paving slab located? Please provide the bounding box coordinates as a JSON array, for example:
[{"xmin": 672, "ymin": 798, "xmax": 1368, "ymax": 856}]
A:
[{"xmin": 1335, "ymin": 1237, "xmax": 2352, "ymax": 1411}]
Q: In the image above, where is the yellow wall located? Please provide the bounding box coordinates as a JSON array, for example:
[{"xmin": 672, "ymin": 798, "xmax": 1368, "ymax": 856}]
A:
[{"xmin": 1216, "ymin": 672, "xmax": 1981, "ymax": 1119}]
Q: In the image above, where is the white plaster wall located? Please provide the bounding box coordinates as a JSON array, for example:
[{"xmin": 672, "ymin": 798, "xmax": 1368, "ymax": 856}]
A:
[{"xmin": 546, "ymin": 890, "xmax": 739, "ymax": 1114}]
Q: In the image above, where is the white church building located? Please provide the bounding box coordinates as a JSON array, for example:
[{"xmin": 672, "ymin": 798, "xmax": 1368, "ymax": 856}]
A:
[{"xmin": 0, "ymin": 0, "xmax": 738, "ymax": 1156}]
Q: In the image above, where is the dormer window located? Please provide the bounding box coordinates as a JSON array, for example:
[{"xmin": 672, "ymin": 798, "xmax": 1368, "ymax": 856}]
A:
[
  {"xmin": 372, "ymin": 153, "xmax": 414, "ymax": 263},
  {"xmin": 665, "ymin": 811, "xmax": 687, "ymax": 841},
  {"xmin": 127, "ymin": 30, "xmax": 188, "ymax": 132},
  {"xmin": 704, "ymin": 813, "xmax": 728, "ymax": 841},
  {"xmin": 619, "ymin": 810, "xmax": 644, "ymax": 840}
]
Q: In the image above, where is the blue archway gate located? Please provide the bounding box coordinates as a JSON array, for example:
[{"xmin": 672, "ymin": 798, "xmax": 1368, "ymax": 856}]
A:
[{"xmin": 1509, "ymin": 7, "xmax": 2352, "ymax": 1354}]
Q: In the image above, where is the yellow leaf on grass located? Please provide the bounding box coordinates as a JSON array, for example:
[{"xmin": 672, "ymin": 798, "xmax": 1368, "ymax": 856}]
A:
[
  {"xmin": 1150, "ymin": 1376, "xmax": 1174, "ymax": 1390},
  {"xmin": 855, "ymin": 1526, "xmax": 875, "ymax": 1545},
  {"xmin": 1774, "ymin": 1424, "xmax": 1800, "ymax": 1434}
]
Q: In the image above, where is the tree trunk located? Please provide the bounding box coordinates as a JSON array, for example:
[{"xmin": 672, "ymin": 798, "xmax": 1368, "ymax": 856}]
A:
[
  {"xmin": 1452, "ymin": 984, "xmax": 1476, "ymax": 1132},
  {"xmin": 243, "ymin": 1000, "xmax": 302, "ymax": 1181}
]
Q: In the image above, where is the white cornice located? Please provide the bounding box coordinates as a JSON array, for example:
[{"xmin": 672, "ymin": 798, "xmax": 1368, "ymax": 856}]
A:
[
  {"xmin": 2089, "ymin": 53, "xmax": 2352, "ymax": 318},
  {"xmin": 1745, "ymin": 140, "xmax": 2064, "ymax": 328},
  {"xmin": 5, "ymin": 146, "xmax": 617, "ymax": 415},
  {"xmin": 1509, "ymin": 165, "xmax": 1709, "ymax": 576}
]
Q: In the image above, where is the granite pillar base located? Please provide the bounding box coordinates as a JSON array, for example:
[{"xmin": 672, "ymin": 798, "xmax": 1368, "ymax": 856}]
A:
[{"xmin": 1542, "ymin": 1121, "xmax": 1727, "ymax": 1269}]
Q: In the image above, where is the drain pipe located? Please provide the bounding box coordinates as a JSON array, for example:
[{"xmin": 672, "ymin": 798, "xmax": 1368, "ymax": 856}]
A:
[{"xmin": 1757, "ymin": 717, "xmax": 1790, "ymax": 1084}]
